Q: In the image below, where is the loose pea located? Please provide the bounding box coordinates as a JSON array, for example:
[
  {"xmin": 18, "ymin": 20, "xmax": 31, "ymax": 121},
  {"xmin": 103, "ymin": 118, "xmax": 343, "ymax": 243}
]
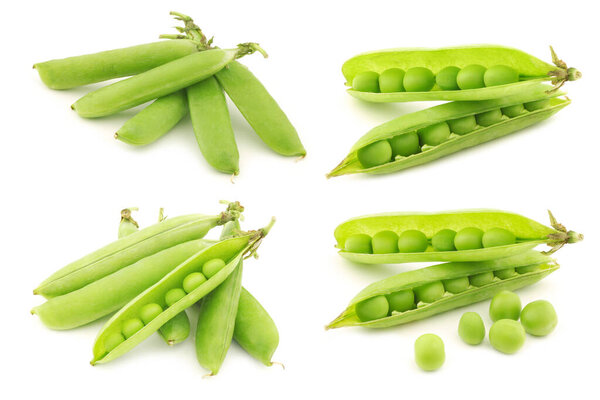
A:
[
  {"xmin": 355, "ymin": 295, "xmax": 389, "ymax": 322},
  {"xmin": 454, "ymin": 227, "xmax": 483, "ymax": 250},
  {"xmin": 122, "ymin": 318, "xmax": 144, "ymax": 339},
  {"xmin": 202, "ymin": 258, "xmax": 226, "ymax": 278},
  {"xmin": 386, "ymin": 290, "xmax": 415, "ymax": 313},
  {"xmin": 469, "ymin": 271, "xmax": 494, "ymax": 287},
  {"xmin": 357, "ymin": 140, "xmax": 392, "ymax": 168},
  {"xmin": 414, "ymin": 281, "xmax": 445, "ymax": 303},
  {"xmin": 372, "ymin": 231, "xmax": 399, "ymax": 254},
  {"xmin": 414, "ymin": 334, "xmax": 445, "ymax": 371},
  {"xmin": 458, "ymin": 312, "xmax": 485, "ymax": 345},
  {"xmin": 520, "ymin": 300, "xmax": 557, "ymax": 336},
  {"xmin": 379, "ymin": 68, "xmax": 405, "ymax": 93},
  {"xmin": 524, "ymin": 98, "xmax": 550, "ymax": 111},
  {"xmin": 344, "ymin": 234, "xmax": 372, "ymax": 254},
  {"xmin": 489, "ymin": 319, "xmax": 526, "ymax": 354},
  {"xmin": 501, "ymin": 103, "xmax": 526, "ymax": 118},
  {"xmin": 398, "ymin": 230, "xmax": 428, "ymax": 253},
  {"xmin": 103, "ymin": 332, "xmax": 125, "ymax": 353},
  {"xmin": 182, "ymin": 272, "xmax": 207, "ymax": 293},
  {"xmin": 436, "ymin": 66, "xmax": 460, "ymax": 90},
  {"xmin": 418, "ymin": 122, "xmax": 450, "ymax": 146},
  {"xmin": 403, "ymin": 67, "xmax": 435, "ymax": 92},
  {"xmin": 456, "ymin": 64, "xmax": 487, "ymax": 90},
  {"xmin": 476, "ymin": 109, "xmax": 503, "ymax": 127},
  {"xmin": 165, "ymin": 288, "xmax": 186, "ymax": 307},
  {"xmin": 389, "ymin": 132, "xmax": 420, "ymax": 157},
  {"xmin": 448, "ymin": 115, "xmax": 477, "ymax": 135},
  {"xmin": 482, "ymin": 228, "xmax": 516, "ymax": 248},
  {"xmin": 484, "ymin": 65, "xmax": 519, "ymax": 87},
  {"xmin": 431, "ymin": 229, "xmax": 457, "ymax": 251},
  {"xmin": 443, "ymin": 276, "xmax": 470, "ymax": 294},
  {"xmin": 489, "ymin": 290, "xmax": 521, "ymax": 322},
  {"xmin": 494, "ymin": 268, "xmax": 517, "ymax": 280},
  {"xmin": 139, "ymin": 303, "xmax": 163, "ymax": 324},
  {"xmin": 352, "ymin": 71, "xmax": 380, "ymax": 92},
  {"xmin": 516, "ymin": 264, "xmax": 541, "ymax": 274}
]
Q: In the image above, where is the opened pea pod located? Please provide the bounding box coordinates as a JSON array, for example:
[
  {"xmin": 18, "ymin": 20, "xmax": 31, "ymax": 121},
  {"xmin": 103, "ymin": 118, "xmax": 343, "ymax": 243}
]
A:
[
  {"xmin": 344, "ymin": 45, "xmax": 580, "ymax": 102},
  {"xmin": 335, "ymin": 210, "xmax": 581, "ymax": 264}
]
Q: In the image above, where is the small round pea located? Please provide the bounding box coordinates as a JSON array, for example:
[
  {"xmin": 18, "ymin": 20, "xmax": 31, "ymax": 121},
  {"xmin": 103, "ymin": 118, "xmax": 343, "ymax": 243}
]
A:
[
  {"xmin": 352, "ymin": 71, "xmax": 380, "ymax": 92},
  {"xmin": 182, "ymin": 272, "xmax": 207, "ymax": 293},
  {"xmin": 344, "ymin": 233, "xmax": 372, "ymax": 254},
  {"xmin": 122, "ymin": 318, "xmax": 144, "ymax": 339},
  {"xmin": 379, "ymin": 68, "xmax": 405, "ymax": 93},
  {"xmin": 355, "ymin": 295, "xmax": 389, "ymax": 322},
  {"xmin": 475, "ymin": 109, "xmax": 503, "ymax": 127},
  {"xmin": 104, "ymin": 332, "xmax": 125, "ymax": 353},
  {"xmin": 458, "ymin": 312, "xmax": 485, "ymax": 345},
  {"xmin": 432, "ymin": 229, "xmax": 457, "ymax": 251},
  {"xmin": 454, "ymin": 227, "xmax": 484, "ymax": 250},
  {"xmin": 448, "ymin": 115, "xmax": 477, "ymax": 135},
  {"xmin": 414, "ymin": 334, "xmax": 445, "ymax": 371},
  {"xmin": 414, "ymin": 281, "xmax": 445, "ymax": 303},
  {"xmin": 469, "ymin": 271, "xmax": 495, "ymax": 287},
  {"xmin": 516, "ymin": 264, "xmax": 541, "ymax": 274},
  {"xmin": 389, "ymin": 132, "xmax": 420, "ymax": 157},
  {"xmin": 436, "ymin": 66, "xmax": 460, "ymax": 90},
  {"xmin": 489, "ymin": 290, "xmax": 522, "ymax": 322},
  {"xmin": 501, "ymin": 103, "xmax": 526, "ymax": 118},
  {"xmin": 520, "ymin": 300, "xmax": 557, "ymax": 336},
  {"xmin": 202, "ymin": 258, "xmax": 226, "ymax": 278},
  {"xmin": 372, "ymin": 230, "xmax": 399, "ymax": 254},
  {"xmin": 386, "ymin": 290, "xmax": 415, "ymax": 313},
  {"xmin": 489, "ymin": 319, "xmax": 526, "ymax": 354},
  {"xmin": 165, "ymin": 288, "xmax": 186, "ymax": 307},
  {"xmin": 443, "ymin": 276, "xmax": 470, "ymax": 294},
  {"xmin": 524, "ymin": 98, "xmax": 550, "ymax": 111},
  {"xmin": 418, "ymin": 122, "xmax": 450, "ymax": 146},
  {"xmin": 398, "ymin": 230, "xmax": 428, "ymax": 253},
  {"xmin": 482, "ymin": 228, "xmax": 516, "ymax": 248},
  {"xmin": 484, "ymin": 65, "xmax": 519, "ymax": 87},
  {"xmin": 403, "ymin": 67, "xmax": 435, "ymax": 92},
  {"xmin": 494, "ymin": 268, "xmax": 517, "ymax": 280},
  {"xmin": 357, "ymin": 140, "xmax": 392, "ymax": 168},
  {"xmin": 140, "ymin": 303, "xmax": 163, "ymax": 324},
  {"xmin": 456, "ymin": 64, "xmax": 487, "ymax": 90}
]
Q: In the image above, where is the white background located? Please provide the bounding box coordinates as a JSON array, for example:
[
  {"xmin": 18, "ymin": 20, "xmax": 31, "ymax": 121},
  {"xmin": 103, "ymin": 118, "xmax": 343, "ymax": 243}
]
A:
[{"xmin": 2, "ymin": 0, "xmax": 598, "ymax": 398}]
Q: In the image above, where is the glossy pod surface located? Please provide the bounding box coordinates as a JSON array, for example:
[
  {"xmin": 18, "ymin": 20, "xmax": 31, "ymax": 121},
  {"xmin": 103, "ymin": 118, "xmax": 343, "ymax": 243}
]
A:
[{"xmin": 326, "ymin": 252, "xmax": 557, "ymax": 329}]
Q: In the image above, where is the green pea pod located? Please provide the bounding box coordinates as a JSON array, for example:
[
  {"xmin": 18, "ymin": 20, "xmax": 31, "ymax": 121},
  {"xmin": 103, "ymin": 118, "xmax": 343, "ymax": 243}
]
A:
[
  {"xmin": 335, "ymin": 209, "xmax": 581, "ymax": 264},
  {"xmin": 328, "ymin": 86, "xmax": 569, "ymax": 177},
  {"xmin": 158, "ymin": 311, "xmax": 191, "ymax": 345},
  {"xmin": 187, "ymin": 77, "xmax": 240, "ymax": 175},
  {"xmin": 327, "ymin": 251, "xmax": 557, "ymax": 329},
  {"xmin": 34, "ymin": 40, "xmax": 198, "ymax": 90},
  {"xmin": 118, "ymin": 208, "xmax": 139, "ymax": 238},
  {"xmin": 343, "ymin": 45, "xmax": 581, "ymax": 102},
  {"xmin": 115, "ymin": 90, "xmax": 188, "ymax": 146}
]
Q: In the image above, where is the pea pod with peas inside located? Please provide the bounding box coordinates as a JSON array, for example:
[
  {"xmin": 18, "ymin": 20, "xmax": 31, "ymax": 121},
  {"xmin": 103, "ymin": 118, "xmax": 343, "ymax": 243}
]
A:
[
  {"xmin": 343, "ymin": 45, "xmax": 580, "ymax": 102},
  {"xmin": 326, "ymin": 251, "xmax": 557, "ymax": 329},
  {"xmin": 335, "ymin": 209, "xmax": 581, "ymax": 264}
]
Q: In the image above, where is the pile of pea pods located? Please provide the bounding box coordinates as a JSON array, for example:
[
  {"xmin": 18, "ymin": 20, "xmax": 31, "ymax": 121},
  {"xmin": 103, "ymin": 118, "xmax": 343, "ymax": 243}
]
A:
[
  {"xmin": 32, "ymin": 202, "xmax": 280, "ymax": 375},
  {"xmin": 34, "ymin": 12, "xmax": 306, "ymax": 176}
]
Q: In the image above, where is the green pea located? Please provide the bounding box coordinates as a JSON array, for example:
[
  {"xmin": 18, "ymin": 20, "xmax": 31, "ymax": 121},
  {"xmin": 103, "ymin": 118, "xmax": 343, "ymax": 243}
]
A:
[
  {"xmin": 456, "ymin": 64, "xmax": 487, "ymax": 90},
  {"xmin": 520, "ymin": 300, "xmax": 557, "ymax": 336},
  {"xmin": 355, "ymin": 295, "xmax": 389, "ymax": 322},
  {"xmin": 476, "ymin": 109, "xmax": 503, "ymax": 127},
  {"xmin": 501, "ymin": 103, "xmax": 526, "ymax": 118},
  {"xmin": 484, "ymin": 65, "xmax": 519, "ymax": 87},
  {"xmin": 103, "ymin": 332, "xmax": 125, "ymax": 353},
  {"xmin": 482, "ymin": 228, "xmax": 516, "ymax": 248},
  {"xmin": 344, "ymin": 234, "xmax": 372, "ymax": 254},
  {"xmin": 165, "ymin": 288, "xmax": 186, "ymax": 307},
  {"xmin": 352, "ymin": 71, "xmax": 380, "ymax": 92},
  {"xmin": 458, "ymin": 312, "xmax": 485, "ymax": 345},
  {"xmin": 386, "ymin": 290, "xmax": 415, "ymax": 313},
  {"xmin": 414, "ymin": 281, "xmax": 445, "ymax": 303},
  {"xmin": 489, "ymin": 319, "xmax": 526, "ymax": 354},
  {"xmin": 202, "ymin": 258, "xmax": 226, "ymax": 278},
  {"xmin": 403, "ymin": 67, "xmax": 435, "ymax": 92},
  {"xmin": 122, "ymin": 318, "xmax": 144, "ymax": 339},
  {"xmin": 372, "ymin": 231, "xmax": 399, "ymax": 254},
  {"xmin": 139, "ymin": 303, "xmax": 163, "ymax": 324},
  {"xmin": 379, "ymin": 68, "xmax": 405, "ymax": 93},
  {"xmin": 469, "ymin": 271, "xmax": 495, "ymax": 287},
  {"xmin": 418, "ymin": 122, "xmax": 450, "ymax": 146},
  {"xmin": 489, "ymin": 290, "xmax": 521, "ymax": 322},
  {"xmin": 448, "ymin": 115, "xmax": 477, "ymax": 135},
  {"xmin": 436, "ymin": 66, "xmax": 460, "ymax": 90},
  {"xmin": 414, "ymin": 334, "xmax": 445, "ymax": 371},
  {"xmin": 182, "ymin": 272, "xmax": 207, "ymax": 293},
  {"xmin": 389, "ymin": 132, "xmax": 420, "ymax": 157},
  {"xmin": 443, "ymin": 276, "xmax": 470, "ymax": 294},
  {"xmin": 494, "ymin": 268, "xmax": 517, "ymax": 280},
  {"xmin": 398, "ymin": 230, "xmax": 428, "ymax": 253},
  {"xmin": 454, "ymin": 227, "xmax": 483, "ymax": 250},
  {"xmin": 431, "ymin": 229, "xmax": 456, "ymax": 251},
  {"xmin": 524, "ymin": 98, "xmax": 550, "ymax": 111},
  {"xmin": 357, "ymin": 140, "xmax": 392, "ymax": 168},
  {"xmin": 516, "ymin": 264, "xmax": 541, "ymax": 274}
]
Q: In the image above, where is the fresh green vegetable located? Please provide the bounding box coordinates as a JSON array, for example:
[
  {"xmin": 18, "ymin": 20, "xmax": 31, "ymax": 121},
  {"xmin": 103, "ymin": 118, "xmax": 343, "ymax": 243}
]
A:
[
  {"xmin": 489, "ymin": 319, "xmax": 526, "ymax": 354},
  {"xmin": 458, "ymin": 312, "xmax": 485, "ymax": 345},
  {"xmin": 414, "ymin": 334, "xmax": 445, "ymax": 371},
  {"xmin": 489, "ymin": 290, "xmax": 521, "ymax": 321},
  {"xmin": 520, "ymin": 300, "xmax": 557, "ymax": 336}
]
